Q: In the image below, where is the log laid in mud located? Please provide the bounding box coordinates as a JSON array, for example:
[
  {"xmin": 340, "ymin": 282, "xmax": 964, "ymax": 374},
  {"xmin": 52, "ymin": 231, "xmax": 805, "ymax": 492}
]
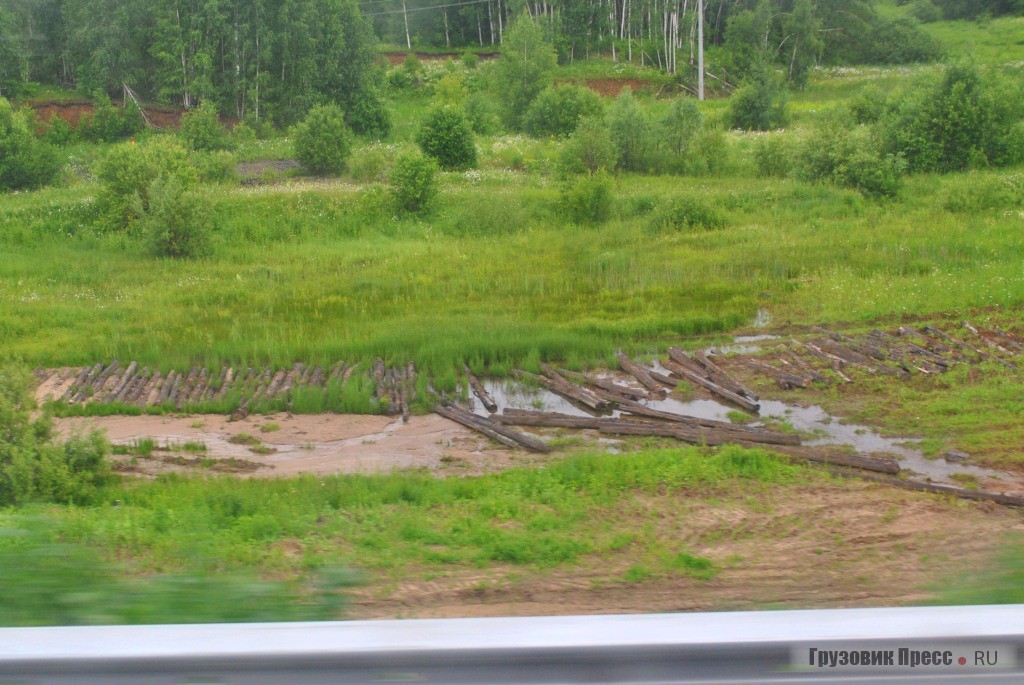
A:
[
  {"xmin": 615, "ymin": 353, "xmax": 667, "ymax": 397},
  {"xmin": 838, "ymin": 472, "xmax": 1024, "ymax": 508},
  {"xmin": 597, "ymin": 418, "xmax": 798, "ymax": 447},
  {"xmin": 691, "ymin": 349, "xmax": 759, "ymax": 401},
  {"xmin": 662, "ymin": 358, "xmax": 761, "ymax": 413},
  {"xmin": 513, "ymin": 369, "xmax": 608, "ymax": 413},
  {"xmin": 492, "ymin": 409, "xmax": 601, "ymax": 430},
  {"xmin": 464, "ymin": 364, "xmax": 497, "ymax": 413},
  {"xmin": 769, "ymin": 445, "xmax": 901, "ymax": 475},
  {"xmin": 435, "ymin": 403, "xmax": 550, "ymax": 453}
]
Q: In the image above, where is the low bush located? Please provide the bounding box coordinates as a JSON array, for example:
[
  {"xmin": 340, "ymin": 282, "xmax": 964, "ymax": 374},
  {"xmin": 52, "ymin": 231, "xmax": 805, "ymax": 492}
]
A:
[
  {"xmin": 648, "ymin": 195, "xmax": 725, "ymax": 232},
  {"xmin": 558, "ymin": 171, "xmax": 614, "ymax": 226},
  {"xmin": 193, "ymin": 150, "xmax": 237, "ymax": 184},
  {"xmin": 943, "ymin": 173, "xmax": 1024, "ymax": 213},
  {"xmin": 0, "ymin": 363, "xmax": 111, "ymax": 507},
  {"xmin": 798, "ymin": 111, "xmax": 904, "ymax": 198},
  {"xmin": 390, "ymin": 151, "xmax": 439, "ymax": 215},
  {"xmin": 179, "ymin": 101, "xmax": 234, "ymax": 151},
  {"xmin": 523, "ymin": 85, "xmax": 603, "ymax": 138},
  {"xmin": 0, "ymin": 98, "xmax": 60, "ymax": 191},
  {"xmin": 753, "ymin": 134, "xmax": 794, "ymax": 178},
  {"xmin": 728, "ymin": 67, "xmax": 789, "ymax": 131},
  {"xmin": 349, "ymin": 143, "xmax": 400, "ymax": 182},
  {"xmin": 608, "ymin": 89, "xmax": 653, "ymax": 172},
  {"xmin": 416, "ymin": 107, "xmax": 477, "ymax": 171},
  {"xmin": 292, "ymin": 104, "xmax": 353, "ymax": 175},
  {"xmin": 94, "ymin": 137, "xmax": 197, "ymax": 230},
  {"xmin": 80, "ymin": 92, "xmax": 142, "ymax": 142},
  {"xmin": 138, "ymin": 176, "xmax": 215, "ymax": 259},
  {"xmin": 557, "ymin": 116, "xmax": 618, "ymax": 176}
]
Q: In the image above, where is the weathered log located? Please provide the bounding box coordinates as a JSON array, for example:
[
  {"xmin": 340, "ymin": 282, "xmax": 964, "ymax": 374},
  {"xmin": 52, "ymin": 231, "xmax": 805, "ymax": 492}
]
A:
[
  {"xmin": 308, "ymin": 366, "xmax": 325, "ymax": 388},
  {"xmin": 514, "ymin": 369, "xmax": 608, "ymax": 413},
  {"xmin": 838, "ymin": 472, "xmax": 1024, "ymax": 508},
  {"xmin": 616, "ymin": 353, "xmax": 667, "ymax": 396},
  {"xmin": 186, "ymin": 368, "xmax": 209, "ymax": 406},
  {"xmin": 819, "ymin": 339, "xmax": 905, "ymax": 378},
  {"xmin": 435, "ymin": 403, "xmax": 550, "ymax": 453},
  {"xmin": 106, "ymin": 361, "xmax": 139, "ymax": 403},
  {"xmin": 71, "ymin": 362, "xmax": 108, "ymax": 404},
  {"xmin": 922, "ymin": 326, "xmax": 1011, "ymax": 368},
  {"xmin": 647, "ymin": 368, "xmax": 679, "ymax": 387},
  {"xmin": 598, "ymin": 419, "xmax": 798, "ymax": 447},
  {"xmin": 991, "ymin": 326, "xmax": 1024, "ymax": 353},
  {"xmin": 661, "ymin": 359, "xmax": 761, "ymax": 413},
  {"xmin": 156, "ymin": 370, "xmax": 177, "ymax": 404},
  {"xmin": 778, "ymin": 348, "xmax": 829, "ymax": 384},
  {"xmin": 693, "ymin": 350, "xmax": 759, "ymax": 401},
  {"xmin": 964, "ymin": 321, "xmax": 1018, "ymax": 357},
  {"xmin": 491, "ymin": 410, "xmax": 601, "ymax": 430},
  {"xmin": 745, "ymin": 359, "xmax": 811, "ymax": 390},
  {"xmin": 768, "ymin": 445, "xmax": 901, "ymax": 475},
  {"xmin": 464, "ymin": 364, "xmax": 497, "ymax": 413},
  {"xmin": 406, "ymin": 362, "xmax": 418, "ymax": 405},
  {"xmin": 61, "ymin": 366, "xmax": 93, "ymax": 402},
  {"xmin": 373, "ymin": 358, "xmax": 387, "ymax": 399},
  {"xmin": 115, "ymin": 364, "xmax": 144, "ymax": 403},
  {"xmin": 141, "ymin": 372, "xmax": 164, "ymax": 406},
  {"xmin": 174, "ymin": 366, "xmax": 200, "ymax": 408}
]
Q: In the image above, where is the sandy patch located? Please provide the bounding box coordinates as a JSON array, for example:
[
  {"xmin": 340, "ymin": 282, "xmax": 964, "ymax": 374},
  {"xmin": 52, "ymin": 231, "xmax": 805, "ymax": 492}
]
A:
[{"xmin": 53, "ymin": 412, "xmax": 538, "ymax": 477}]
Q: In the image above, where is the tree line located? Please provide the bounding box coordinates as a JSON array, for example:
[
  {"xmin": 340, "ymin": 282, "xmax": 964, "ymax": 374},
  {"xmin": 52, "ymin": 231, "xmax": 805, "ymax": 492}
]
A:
[{"xmin": 0, "ymin": 0, "xmax": 389, "ymax": 134}]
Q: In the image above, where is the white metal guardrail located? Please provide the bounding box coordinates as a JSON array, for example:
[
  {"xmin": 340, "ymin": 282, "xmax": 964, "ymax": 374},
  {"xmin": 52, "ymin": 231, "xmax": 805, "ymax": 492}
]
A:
[{"xmin": 1, "ymin": 605, "xmax": 1022, "ymax": 684}]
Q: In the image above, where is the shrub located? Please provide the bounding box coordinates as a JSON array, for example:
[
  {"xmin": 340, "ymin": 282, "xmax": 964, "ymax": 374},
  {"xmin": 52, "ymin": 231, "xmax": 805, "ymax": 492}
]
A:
[
  {"xmin": 881, "ymin": 63, "xmax": 1024, "ymax": 173},
  {"xmin": 648, "ymin": 195, "xmax": 725, "ymax": 232},
  {"xmin": 728, "ymin": 67, "xmax": 788, "ymax": 131},
  {"xmin": 656, "ymin": 97, "xmax": 703, "ymax": 170},
  {"xmin": 943, "ymin": 173, "xmax": 1024, "ymax": 212},
  {"xmin": 179, "ymin": 101, "xmax": 233, "ymax": 151},
  {"xmin": 907, "ymin": 0, "xmax": 942, "ymax": 22},
  {"xmin": 863, "ymin": 16, "xmax": 943, "ymax": 64},
  {"xmin": 345, "ymin": 91, "xmax": 392, "ymax": 140},
  {"xmin": 0, "ymin": 363, "xmax": 111, "ymax": 506},
  {"xmin": 432, "ymin": 74, "xmax": 469, "ymax": 108},
  {"xmin": 557, "ymin": 116, "xmax": 618, "ymax": 176},
  {"xmin": 461, "ymin": 51, "xmax": 479, "ymax": 69},
  {"xmin": 292, "ymin": 104, "xmax": 353, "ymax": 175},
  {"xmin": 415, "ymin": 107, "xmax": 478, "ymax": 171},
  {"xmin": 558, "ymin": 171, "xmax": 613, "ymax": 225},
  {"xmin": 465, "ymin": 93, "xmax": 503, "ymax": 135},
  {"xmin": 799, "ymin": 111, "xmax": 904, "ymax": 198},
  {"xmin": 193, "ymin": 150, "xmax": 238, "ymax": 184},
  {"xmin": 231, "ymin": 122, "xmax": 257, "ymax": 146},
  {"xmin": 41, "ymin": 116, "xmax": 78, "ymax": 146},
  {"xmin": 523, "ymin": 85, "xmax": 603, "ymax": 138},
  {"xmin": 753, "ymin": 134, "xmax": 794, "ymax": 178},
  {"xmin": 689, "ymin": 129, "xmax": 731, "ymax": 176},
  {"xmin": 94, "ymin": 137, "xmax": 197, "ymax": 230},
  {"xmin": 608, "ymin": 89, "xmax": 653, "ymax": 172},
  {"xmin": 81, "ymin": 91, "xmax": 141, "ymax": 142},
  {"xmin": 0, "ymin": 98, "xmax": 60, "ymax": 191},
  {"xmin": 389, "ymin": 151, "xmax": 439, "ymax": 215},
  {"xmin": 139, "ymin": 176, "xmax": 215, "ymax": 259},
  {"xmin": 848, "ymin": 85, "xmax": 889, "ymax": 125}
]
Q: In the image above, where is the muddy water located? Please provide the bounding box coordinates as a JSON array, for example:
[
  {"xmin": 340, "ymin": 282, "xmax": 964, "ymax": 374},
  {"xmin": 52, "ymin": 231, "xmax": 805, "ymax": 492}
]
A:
[{"xmin": 475, "ymin": 374, "xmax": 1005, "ymax": 487}]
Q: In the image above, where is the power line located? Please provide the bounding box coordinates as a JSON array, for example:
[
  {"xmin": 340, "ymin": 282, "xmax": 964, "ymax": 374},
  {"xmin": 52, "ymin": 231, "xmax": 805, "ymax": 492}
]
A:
[{"xmin": 362, "ymin": 0, "xmax": 493, "ymax": 17}]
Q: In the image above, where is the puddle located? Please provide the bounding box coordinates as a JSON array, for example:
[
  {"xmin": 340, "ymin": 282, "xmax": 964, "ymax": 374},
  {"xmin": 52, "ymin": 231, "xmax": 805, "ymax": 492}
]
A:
[
  {"xmin": 753, "ymin": 309, "xmax": 772, "ymax": 328},
  {"xmin": 710, "ymin": 334, "xmax": 782, "ymax": 355},
  {"xmin": 476, "ymin": 375, "xmax": 1007, "ymax": 487}
]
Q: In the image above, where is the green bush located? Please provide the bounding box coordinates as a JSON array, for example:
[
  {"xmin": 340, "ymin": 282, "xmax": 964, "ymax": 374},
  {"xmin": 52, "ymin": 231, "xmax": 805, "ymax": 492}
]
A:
[
  {"xmin": 608, "ymin": 89, "xmax": 653, "ymax": 172},
  {"xmin": 907, "ymin": 0, "xmax": 942, "ymax": 22},
  {"xmin": 648, "ymin": 195, "xmax": 725, "ymax": 232},
  {"xmin": 465, "ymin": 94, "xmax": 503, "ymax": 135},
  {"xmin": 557, "ymin": 116, "xmax": 618, "ymax": 176},
  {"xmin": 848, "ymin": 85, "xmax": 889, "ymax": 125},
  {"xmin": 41, "ymin": 116, "xmax": 79, "ymax": 146},
  {"xmin": 461, "ymin": 51, "xmax": 480, "ymax": 69},
  {"xmin": 863, "ymin": 16, "xmax": 943, "ymax": 64},
  {"xmin": 728, "ymin": 67, "xmax": 788, "ymax": 131},
  {"xmin": 81, "ymin": 92, "xmax": 141, "ymax": 142},
  {"xmin": 494, "ymin": 13, "xmax": 557, "ymax": 130},
  {"xmin": 523, "ymin": 85, "xmax": 603, "ymax": 138},
  {"xmin": 231, "ymin": 122, "xmax": 257, "ymax": 146},
  {"xmin": 138, "ymin": 176, "xmax": 214, "ymax": 259},
  {"xmin": 389, "ymin": 151, "xmax": 439, "ymax": 215},
  {"xmin": 94, "ymin": 137, "xmax": 197, "ymax": 230},
  {"xmin": 193, "ymin": 150, "xmax": 237, "ymax": 184},
  {"xmin": 753, "ymin": 134, "xmax": 794, "ymax": 178},
  {"xmin": 558, "ymin": 171, "xmax": 614, "ymax": 225},
  {"xmin": 292, "ymin": 104, "xmax": 353, "ymax": 175},
  {"xmin": 881, "ymin": 63, "xmax": 1024, "ymax": 173},
  {"xmin": 0, "ymin": 363, "xmax": 111, "ymax": 507},
  {"xmin": 655, "ymin": 97, "xmax": 704, "ymax": 172},
  {"xmin": 799, "ymin": 111, "xmax": 904, "ymax": 198},
  {"xmin": 415, "ymin": 107, "xmax": 478, "ymax": 171},
  {"xmin": 943, "ymin": 173, "xmax": 1024, "ymax": 212},
  {"xmin": 0, "ymin": 98, "xmax": 60, "ymax": 191},
  {"xmin": 179, "ymin": 101, "xmax": 234, "ymax": 151},
  {"xmin": 689, "ymin": 129, "xmax": 731, "ymax": 176},
  {"xmin": 345, "ymin": 92, "xmax": 392, "ymax": 140}
]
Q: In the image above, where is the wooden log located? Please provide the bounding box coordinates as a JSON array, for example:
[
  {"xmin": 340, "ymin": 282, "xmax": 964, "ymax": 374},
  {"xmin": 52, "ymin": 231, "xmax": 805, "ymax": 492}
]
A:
[
  {"xmin": 819, "ymin": 339, "xmax": 905, "ymax": 378},
  {"xmin": 838, "ymin": 472, "xmax": 1024, "ymax": 508},
  {"xmin": 308, "ymin": 366, "xmax": 325, "ymax": 388},
  {"xmin": 373, "ymin": 358, "xmax": 387, "ymax": 399},
  {"xmin": 778, "ymin": 348, "xmax": 829, "ymax": 384},
  {"xmin": 661, "ymin": 359, "xmax": 761, "ymax": 413},
  {"xmin": 186, "ymin": 368, "xmax": 209, "ymax": 406},
  {"xmin": 745, "ymin": 359, "xmax": 811, "ymax": 390},
  {"xmin": 264, "ymin": 369, "xmax": 288, "ymax": 400},
  {"xmin": 435, "ymin": 403, "xmax": 550, "ymax": 453},
  {"xmin": 71, "ymin": 362, "xmax": 109, "ymax": 404},
  {"xmin": 693, "ymin": 350, "xmax": 759, "ymax": 401},
  {"xmin": 406, "ymin": 362, "xmax": 418, "ymax": 406},
  {"xmin": 61, "ymin": 366, "xmax": 92, "ymax": 402},
  {"xmin": 799, "ymin": 342, "xmax": 853, "ymax": 382},
  {"xmin": 491, "ymin": 410, "xmax": 601, "ymax": 429},
  {"xmin": 105, "ymin": 361, "xmax": 139, "ymax": 403},
  {"xmin": 203, "ymin": 367, "xmax": 228, "ymax": 403},
  {"xmin": 991, "ymin": 326, "xmax": 1024, "ymax": 353},
  {"xmin": 538, "ymin": 362, "xmax": 614, "ymax": 405},
  {"xmin": 141, "ymin": 372, "xmax": 164, "ymax": 406},
  {"xmin": 768, "ymin": 446, "xmax": 901, "ymax": 475},
  {"xmin": 964, "ymin": 320, "xmax": 1018, "ymax": 357},
  {"xmin": 116, "ymin": 364, "xmax": 144, "ymax": 403},
  {"xmin": 276, "ymin": 363, "xmax": 304, "ymax": 398},
  {"xmin": 174, "ymin": 366, "xmax": 200, "ymax": 408},
  {"xmin": 647, "ymin": 368, "xmax": 679, "ymax": 387},
  {"xmin": 464, "ymin": 364, "xmax": 497, "ymax": 413},
  {"xmin": 514, "ymin": 369, "xmax": 608, "ymax": 413},
  {"xmin": 597, "ymin": 419, "xmax": 798, "ymax": 447},
  {"xmin": 616, "ymin": 353, "xmax": 666, "ymax": 395},
  {"xmin": 157, "ymin": 370, "xmax": 177, "ymax": 404},
  {"xmin": 579, "ymin": 374, "xmax": 647, "ymax": 401},
  {"xmin": 922, "ymin": 326, "xmax": 1012, "ymax": 369}
]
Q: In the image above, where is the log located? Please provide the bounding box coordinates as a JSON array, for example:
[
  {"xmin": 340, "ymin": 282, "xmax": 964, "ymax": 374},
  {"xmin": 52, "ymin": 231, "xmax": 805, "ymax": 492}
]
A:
[
  {"xmin": 798, "ymin": 342, "xmax": 853, "ymax": 382},
  {"xmin": 965, "ymin": 320, "xmax": 1017, "ymax": 357},
  {"xmin": 70, "ymin": 362, "xmax": 108, "ymax": 404},
  {"xmin": 991, "ymin": 326, "xmax": 1024, "ymax": 353},
  {"xmin": 922, "ymin": 326, "xmax": 1010, "ymax": 368},
  {"xmin": 837, "ymin": 472, "xmax": 1024, "ymax": 508},
  {"xmin": 818, "ymin": 339, "xmax": 905, "ymax": 378},
  {"xmin": 778, "ymin": 348, "xmax": 829, "ymax": 384},
  {"xmin": 157, "ymin": 370, "xmax": 177, "ymax": 404},
  {"xmin": 661, "ymin": 359, "xmax": 761, "ymax": 413},
  {"xmin": 373, "ymin": 358, "xmax": 387, "ymax": 399},
  {"xmin": 175, "ymin": 366, "xmax": 200, "ymax": 408},
  {"xmin": 107, "ymin": 361, "xmax": 139, "ymax": 403},
  {"xmin": 492, "ymin": 410, "xmax": 601, "ymax": 429},
  {"xmin": 61, "ymin": 366, "xmax": 92, "ymax": 402},
  {"xmin": 554, "ymin": 368, "xmax": 645, "ymax": 404},
  {"xmin": 597, "ymin": 419, "xmax": 798, "ymax": 447},
  {"xmin": 693, "ymin": 350, "xmax": 759, "ymax": 401},
  {"xmin": 464, "ymin": 364, "xmax": 497, "ymax": 413},
  {"xmin": 514, "ymin": 369, "xmax": 608, "ymax": 413},
  {"xmin": 615, "ymin": 353, "xmax": 667, "ymax": 396},
  {"xmin": 435, "ymin": 403, "xmax": 550, "ymax": 453},
  {"xmin": 768, "ymin": 445, "xmax": 901, "ymax": 475},
  {"xmin": 186, "ymin": 368, "xmax": 209, "ymax": 405},
  {"xmin": 745, "ymin": 359, "xmax": 811, "ymax": 390}
]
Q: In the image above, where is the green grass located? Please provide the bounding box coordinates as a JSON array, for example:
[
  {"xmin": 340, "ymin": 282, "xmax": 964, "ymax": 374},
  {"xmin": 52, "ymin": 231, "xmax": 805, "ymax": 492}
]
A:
[{"xmin": 0, "ymin": 446, "xmax": 799, "ymax": 625}]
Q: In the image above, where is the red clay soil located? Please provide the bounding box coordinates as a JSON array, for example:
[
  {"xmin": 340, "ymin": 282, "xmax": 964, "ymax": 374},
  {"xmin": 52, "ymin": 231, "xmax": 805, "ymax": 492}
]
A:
[
  {"xmin": 557, "ymin": 77, "xmax": 659, "ymax": 97},
  {"xmin": 28, "ymin": 98, "xmax": 186, "ymax": 130}
]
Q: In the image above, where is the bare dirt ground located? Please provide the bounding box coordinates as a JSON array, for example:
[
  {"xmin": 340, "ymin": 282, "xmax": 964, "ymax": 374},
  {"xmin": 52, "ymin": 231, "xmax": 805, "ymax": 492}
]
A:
[
  {"xmin": 52, "ymin": 412, "xmax": 542, "ymax": 478},
  {"xmin": 348, "ymin": 481, "xmax": 1024, "ymax": 619}
]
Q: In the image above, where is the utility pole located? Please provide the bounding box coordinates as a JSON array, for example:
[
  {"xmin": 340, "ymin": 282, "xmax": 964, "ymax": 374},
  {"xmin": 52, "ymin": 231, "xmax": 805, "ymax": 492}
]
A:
[
  {"xmin": 697, "ymin": 0, "xmax": 704, "ymax": 100},
  {"xmin": 403, "ymin": 0, "xmax": 412, "ymax": 50}
]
